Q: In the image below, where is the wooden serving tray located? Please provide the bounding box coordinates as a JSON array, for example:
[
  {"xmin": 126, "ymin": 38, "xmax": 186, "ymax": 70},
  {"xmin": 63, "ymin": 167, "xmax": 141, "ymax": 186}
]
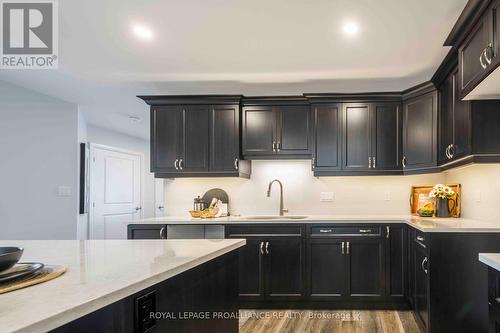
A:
[
  {"xmin": 0, "ymin": 265, "xmax": 66, "ymax": 294},
  {"xmin": 410, "ymin": 184, "xmax": 461, "ymax": 217}
]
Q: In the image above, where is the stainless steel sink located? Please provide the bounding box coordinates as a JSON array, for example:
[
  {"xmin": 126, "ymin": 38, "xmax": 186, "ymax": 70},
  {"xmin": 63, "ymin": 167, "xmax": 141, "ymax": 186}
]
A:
[{"xmin": 240, "ymin": 215, "xmax": 308, "ymax": 220}]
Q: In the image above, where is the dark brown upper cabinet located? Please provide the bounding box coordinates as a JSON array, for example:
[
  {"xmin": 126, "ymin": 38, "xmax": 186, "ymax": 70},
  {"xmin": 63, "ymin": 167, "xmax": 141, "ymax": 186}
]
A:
[
  {"xmin": 342, "ymin": 102, "xmax": 401, "ymax": 173},
  {"xmin": 438, "ymin": 67, "xmax": 471, "ymax": 165},
  {"xmin": 312, "ymin": 103, "xmax": 342, "ymax": 174},
  {"xmin": 138, "ymin": 95, "xmax": 250, "ymax": 178},
  {"xmin": 242, "ymin": 98, "xmax": 312, "ymax": 159},
  {"xmin": 456, "ymin": 0, "xmax": 500, "ymax": 99},
  {"xmin": 402, "ymin": 84, "xmax": 438, "ymax": 173}
]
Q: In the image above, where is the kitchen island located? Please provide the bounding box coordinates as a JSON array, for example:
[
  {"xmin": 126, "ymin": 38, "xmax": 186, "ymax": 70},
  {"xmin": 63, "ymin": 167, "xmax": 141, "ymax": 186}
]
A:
[{"xmin": 0, "ymin": 239, "xmax": 245, "ymax": 333}]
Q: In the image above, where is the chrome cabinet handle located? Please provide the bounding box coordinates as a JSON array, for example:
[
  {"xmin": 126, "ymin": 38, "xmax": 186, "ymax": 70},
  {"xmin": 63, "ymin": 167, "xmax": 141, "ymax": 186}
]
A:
[
  {"xmin": 402, "ymin": 156, "xmax": 406, "ymax": 168},
  {"xmin": 277, "ymin": 142, "xmax": 281, "ymax": 152},
  {"xmin": 341, "ymin": 242, "xmax": 345, "ymax": 254},
  {"xmin": 174, "ymin": 159, "xmax": 179, "ymax": 170},
  {"xmin": 449, "ymin": 144, "xmax": 455, "ymax": 159},
  {"xmin": 346, "ymin": 242, "xmax": 350, "ymax": 255},
  {"xmin": 178, "ymin": 159, "xmax": 183, "ymax": 170},
  {"xmin": 265, "ymin": 241, "xmax": 269, "ymax": 255},
  {"xmin": 234, "ymin": 158, "xmax": 239, "ymax": 170},
  {"xmin": 485, "ymin": 43, "xmax": 493, "ymax": 64},
  {"xmin": 159, "ymin": 227, "xmax": 166, "ymax": 239},
  {"xmin": 272, "ymin": 141, "xmax": 276, "ymax": 152},
  {"xmin": 319, "ymin": 229, "xmax": 332, "ymax": 233},
  {"xmin": 422, "ymin": 257, "xmax": 428, "ymax": 275},
  {"xmin": 260, "ymin": 241, "xmax": 264, "ymax": 255},
  {"xmin": 311, "ymin": 158, "xmax": 315, "ymax": 170},
  {"xmin": 480, "ymin": 50, "xmax": 487, "ymax": 69},
  {"xmin": 373, "ymin": 156, "xmax": 376, "ymax": 168},
  {"xmin": 386, "ymin": 226, "xmax": 390, "ymax": 239},
  {"xmin": 368, "ymin": 157, "xmax": 372, "ymax": 168},
  {"xmin": 416, "ymin": 236, "xmax": 425, "ymax": 242},
  {"xmin": 359, "ymin": 229, "xmax": 372, "ymax": 233},
  {"xmin": 445, "ymin": 145, "xmax": 450, "ymax": 159}
]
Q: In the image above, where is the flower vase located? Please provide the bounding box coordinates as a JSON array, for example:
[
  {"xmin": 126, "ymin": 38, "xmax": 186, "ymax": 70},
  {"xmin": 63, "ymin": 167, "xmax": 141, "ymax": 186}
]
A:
[{"xmin": 436, "ymin": 198, "xmax": 451, "ymax": 218}]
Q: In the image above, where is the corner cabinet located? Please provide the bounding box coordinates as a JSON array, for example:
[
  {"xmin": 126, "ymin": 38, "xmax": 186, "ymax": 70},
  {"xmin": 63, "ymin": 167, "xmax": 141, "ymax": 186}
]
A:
[
  {"xmin": 139, "ymin": 95, "xmax": 251, "ymax": 178},
  {"xmin": 402, "ymin": 85, "xmax": 438, "ymax": 173},
  {"xmin": 242, "ymin": 98, "xmax": 312, "ymax": 159}
]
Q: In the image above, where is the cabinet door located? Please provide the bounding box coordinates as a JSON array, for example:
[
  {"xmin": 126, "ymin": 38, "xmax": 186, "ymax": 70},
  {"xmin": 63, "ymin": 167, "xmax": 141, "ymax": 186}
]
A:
[
  {"xmin": 386, "ymin": 225, "xmax": 407, "ymax": 298},
  {"xmin": 458, "ymin": 16, "xmax": 490, "ymax": 98},
  {"xmin": 180, "ymin": 106, "xmax": 209, "ymax": 172},
  {"xmin": 452, "ymin": 69, "xmax": 471, "ymax": 160},
  {"xmin": 210, "ymin": 105, "xmax": 240, "ymax": 172},
  {"xmin": 313, "ymin": 104, "xmax": 341, "ymax": 171},
  {"xmin": 151, "ymin": 106, "xmax": 181, "ymax": 173},
  {"xmin": 308, "ymin": 239, "xmax": 346, "ymax": 299},
  {"xmin": 403, "ymin": 91, "xmax": 438, "ymax": 171},
  {"xmin": 276, "ymin": 105, "xmax": 312, "ymax": 156},
  {"xmin": 343, "ymin": 103, "xmax": 371, "ymax": 170},
  {"xmin": 242, "ymin": 106, "xmax": 276, "ymax": 156},
  {"xmin": 233, "ymin": 238, "xmax": 265, "ymax": 300},
  {"xmin": 371, "ymin": 103, "xmax": 402, "ymax": 170},
  {"xmin": 266, "ymin": 238, "xmax": 305, "ymax": 299},
  {"xmin": 438, "ymin": 73, "xmax": 454, "ymax": 165},
  {"xmin": 414, "ymin": 244, "xmax": 429, "ymax": 332},
  {"xmin": 346, "ymin": 238, "xmax": 385, "ymax": 297}
]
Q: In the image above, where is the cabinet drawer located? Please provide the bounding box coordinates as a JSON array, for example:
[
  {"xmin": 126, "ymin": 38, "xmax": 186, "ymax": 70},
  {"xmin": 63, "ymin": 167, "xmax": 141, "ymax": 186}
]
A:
[
  {"xmin": 310, "ymin": 226, "xmax": 381, "ymax": 237},
  {"xmin": 226, "ymin": 225, "xmax": 303, "ymax": 238}
]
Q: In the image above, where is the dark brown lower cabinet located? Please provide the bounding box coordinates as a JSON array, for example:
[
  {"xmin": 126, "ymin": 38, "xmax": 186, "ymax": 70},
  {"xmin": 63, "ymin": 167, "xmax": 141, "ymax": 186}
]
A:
[
  {"xmin": 488, "ymin": 268, "xmax": 500, "ymax": 333},
  {"xmin": 347, "ymin": 238, "xmax": 385, "ymax": 298},
  {"xmin": 51, "ymin": 252, "xmax": 239, "ymax": 333},
  {"xmin": 413, "ymin": 239, "xmax": 429, "ymax": 333}
]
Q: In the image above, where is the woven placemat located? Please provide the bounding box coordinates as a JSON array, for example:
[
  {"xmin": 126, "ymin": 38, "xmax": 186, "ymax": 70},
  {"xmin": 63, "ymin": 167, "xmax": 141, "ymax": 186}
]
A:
[{"xmin": 0, "ymin": 265, "xmax": 66, "ymax": 294}]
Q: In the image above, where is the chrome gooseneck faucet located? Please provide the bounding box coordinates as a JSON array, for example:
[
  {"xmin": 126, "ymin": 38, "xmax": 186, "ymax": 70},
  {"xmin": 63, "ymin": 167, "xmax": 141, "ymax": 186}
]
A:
[{"xmin": 267, "ymin": 179, "xmax": 288, "ymax": 216}]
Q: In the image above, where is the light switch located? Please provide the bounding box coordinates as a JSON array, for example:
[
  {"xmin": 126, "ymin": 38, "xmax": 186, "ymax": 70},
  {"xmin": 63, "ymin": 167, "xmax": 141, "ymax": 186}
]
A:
[
  {"xmin": 320, "ymin": 192, "xmax": 334, "ymax": 202},
  {"xmin": 57, "ymin": 186, "xmax": 72, "ymax": 197}
]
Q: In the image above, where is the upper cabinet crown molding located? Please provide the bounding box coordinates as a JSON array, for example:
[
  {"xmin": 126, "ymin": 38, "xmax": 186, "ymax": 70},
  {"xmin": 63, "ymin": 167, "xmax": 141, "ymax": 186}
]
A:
[
  {"xmin": 137, "ymin": 95, "xmax": 243, "ymax": 106},
  {"xmin": 402, "ymin": 81, "xmax": 436, "ymax": 101},
  {"xmin": 443, "ymin": 0, "xmax": 491, "ymax": 47},
  {"xmin": 241, "ymin": 96, "xmax": 309, "ymax": 106},
  {"xmin": 304, "ymin": 92, "xmax": 402, "ymax": 103}
]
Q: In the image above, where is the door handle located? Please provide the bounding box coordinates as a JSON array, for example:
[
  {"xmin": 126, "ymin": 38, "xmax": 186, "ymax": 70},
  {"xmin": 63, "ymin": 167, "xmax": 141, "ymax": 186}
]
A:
[
  {"xmin": 422, "ymin": 257, "xmax": 428, "ymax": 275},
  {"xmin": 485, "ymin": 43, "xmax": 493, "ymax": 64},
  {"xmin": 260, "ymin": 241, "xmax": 264, "ymax": 255},
  {"xmin": 449, "ymin": 144, "xmax": 455, "ymax": 159},
  {"xmin": 265, "ymin": 241, "xmax": 269, "ymax": 255},
  {"xmin": 159, "ymin": 227, "xmax": 166, "ymax": 239},
  {"xmin": 346, "ymin": 242, "xmax": 350, "ymax": 255},
  {"xmin": 319, "ymin": 229, "xmax": 332, "ymax": 233},
  {"xmin": 341, "ymin": 241, "xmax": 345, "ymax": 254},
  {"xmin": 445, "ymin": 145, "xmax": 451, "ymax": 159},
  {"xmin": 480, "ymin": 50, "xmax": 487, "ymax": 69},
  {"xmin": 416, "ymin": 236, "xmax": 425, "ymax": 242}
]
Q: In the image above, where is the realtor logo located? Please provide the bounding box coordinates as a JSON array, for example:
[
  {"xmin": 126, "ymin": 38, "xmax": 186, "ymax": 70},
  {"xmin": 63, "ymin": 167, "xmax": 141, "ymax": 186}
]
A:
[{"xmin": 1, "ymin": 0, "xmax": 58, "ymax": 69}]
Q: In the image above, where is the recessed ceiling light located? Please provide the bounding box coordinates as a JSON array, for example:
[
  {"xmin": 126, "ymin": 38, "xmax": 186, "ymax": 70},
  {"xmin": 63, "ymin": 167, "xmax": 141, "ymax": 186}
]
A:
[
  {"xmin": 132, "ymin": 24, "xmax": 153, "ymax": 41},
  {"xmin": 342, "ymin": 21, "xmax": 359, "ymax": 36}
]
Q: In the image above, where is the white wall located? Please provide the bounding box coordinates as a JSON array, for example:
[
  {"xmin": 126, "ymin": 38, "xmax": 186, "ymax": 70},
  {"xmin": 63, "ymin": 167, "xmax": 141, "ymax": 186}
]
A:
[
  {"xmin": 86, "ymin": 125, "xmax": 155, "ymax": 219},
  {"xmin": 0, "ymin": 81, "xmax": 79, "ymax": 239},
  {"xmin": 164, "ymin": 160, "xmax": 445, "ymax": 217},
  {"xmin": 444, "ymin": 164, "xmax": 500, "ymax": 223}
]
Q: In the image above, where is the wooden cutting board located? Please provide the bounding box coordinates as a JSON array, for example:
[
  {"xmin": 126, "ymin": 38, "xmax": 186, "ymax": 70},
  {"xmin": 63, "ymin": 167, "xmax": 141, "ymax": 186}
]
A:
[{"xmin": 0, "ymin": 265, "xmax": 66, "ymax": 294}]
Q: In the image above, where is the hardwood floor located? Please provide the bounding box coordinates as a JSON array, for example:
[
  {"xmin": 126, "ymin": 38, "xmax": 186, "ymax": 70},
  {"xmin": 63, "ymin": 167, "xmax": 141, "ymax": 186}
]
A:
[{"xmin": 239, "ymin": 310, "xmax": 421, "ymax": 333}]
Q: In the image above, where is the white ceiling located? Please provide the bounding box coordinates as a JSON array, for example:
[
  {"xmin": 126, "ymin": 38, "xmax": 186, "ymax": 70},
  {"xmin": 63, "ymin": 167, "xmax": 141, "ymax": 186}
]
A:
[{"xmin": 0, "ymin": 0, "xmax": 467, "ymax": 139}]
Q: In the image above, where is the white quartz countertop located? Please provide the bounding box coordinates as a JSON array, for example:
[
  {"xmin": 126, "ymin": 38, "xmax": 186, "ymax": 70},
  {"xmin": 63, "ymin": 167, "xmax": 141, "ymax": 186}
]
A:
[
  {"xmin": 479, "ymin": 253, "xmax": 500, "ymax": 271},
  {"xmin": 0, "ymin": 239, "xmax": 245, "ymax": 333},
  {"xmin": 131, "ymin": 215, "xmax": 500, "ymax": 233}
]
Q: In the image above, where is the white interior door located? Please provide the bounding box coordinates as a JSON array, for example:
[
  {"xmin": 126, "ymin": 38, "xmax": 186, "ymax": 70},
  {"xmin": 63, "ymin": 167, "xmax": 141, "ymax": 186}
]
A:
[
  {"xmin": 91, "ymin": 145, "xmax": 142, "ymax": 239},
  {"xmin": 154, "ymin": 178, "xmax": 165, "ymax": 217}
]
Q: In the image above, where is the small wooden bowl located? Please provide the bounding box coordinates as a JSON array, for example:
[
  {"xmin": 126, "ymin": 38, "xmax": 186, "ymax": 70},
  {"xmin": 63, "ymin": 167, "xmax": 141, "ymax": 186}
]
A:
[{"xmin": 189, "ymin": 210, "xmax": 202, "ymax": 218}]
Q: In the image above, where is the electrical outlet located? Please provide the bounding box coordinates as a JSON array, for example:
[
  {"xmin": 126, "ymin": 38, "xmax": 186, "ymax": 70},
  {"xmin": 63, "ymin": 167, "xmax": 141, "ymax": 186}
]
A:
[
  {"xmin": 320, "ymin": 192, "xmax": 334, "ymax": 202},
  {"xmin": 475, "ymin": 190, "xmax": 481, "ymax": 203},
  {"xmin": 384, "ymin": 191, "xmax": 391, "ymax": 201},
  {"xmin": 57, "ymin": 186, "xmax": 72, "ymax": 197}
]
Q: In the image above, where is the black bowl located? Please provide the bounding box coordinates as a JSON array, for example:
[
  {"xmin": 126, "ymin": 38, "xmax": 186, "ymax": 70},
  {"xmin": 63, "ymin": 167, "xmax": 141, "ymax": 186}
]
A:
[{"xmin": 0, "ymin": 247, "xmax": 24, "ymax": 273}]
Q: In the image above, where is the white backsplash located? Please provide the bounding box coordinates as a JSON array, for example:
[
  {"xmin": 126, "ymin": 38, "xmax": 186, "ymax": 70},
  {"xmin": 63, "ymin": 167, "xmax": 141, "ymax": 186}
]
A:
[
  {"xmin": 164, "ymin": 160, "xmax": 445, "ymax": 217},
  {"xmin": 443, "ymin": 164, "xmax": 500, "ymax": 224}
]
